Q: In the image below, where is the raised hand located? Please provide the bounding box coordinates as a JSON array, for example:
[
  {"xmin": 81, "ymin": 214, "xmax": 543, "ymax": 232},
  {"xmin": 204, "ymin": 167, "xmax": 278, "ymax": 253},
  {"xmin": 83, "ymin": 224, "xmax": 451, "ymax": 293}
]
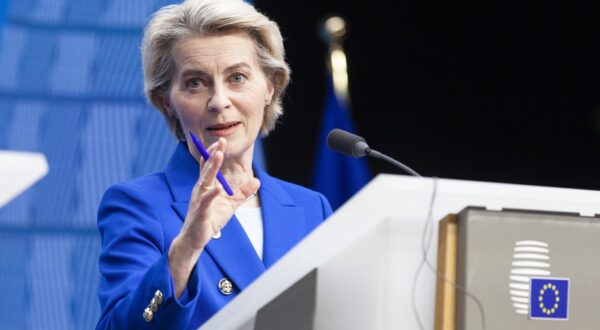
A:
[
  {"xmin": 168, "ymin": 138, "xmax": 260, "ymax": 298},
  {"xmin": 183, "ymin": 138, "xmax": 260, "ymax": 248}
]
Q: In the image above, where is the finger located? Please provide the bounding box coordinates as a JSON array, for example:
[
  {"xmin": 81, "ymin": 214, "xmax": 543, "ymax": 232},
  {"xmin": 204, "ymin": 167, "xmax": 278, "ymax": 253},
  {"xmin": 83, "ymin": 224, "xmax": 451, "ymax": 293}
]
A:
[
  {"xmin": 205, "ymin": 138, "xmax": 226, "ymax": 154},
  {"xmin": 197, "ymin": 138, "xmax": 228, "ymax": 195},
  {"xmin": 198, "ymin": 141, "xmax": 216, "ymax": 169},
  {"xmin": 205, "ymin": 140, "xmax": 221, "ymax": 156},
  {"xmin": 198, "ymin": 150, "xmax": 224, "ymax": 192},
  {"xmin": 234, "ymin": 178, "xmax": 261, "ymax": 203},
  {"xmin": 201, "ymin": 182, "xmax": 222, "ymax": 201},
  {"xmin": 211, "ymin": 138, "xmax": 227, "ymax": 161}
]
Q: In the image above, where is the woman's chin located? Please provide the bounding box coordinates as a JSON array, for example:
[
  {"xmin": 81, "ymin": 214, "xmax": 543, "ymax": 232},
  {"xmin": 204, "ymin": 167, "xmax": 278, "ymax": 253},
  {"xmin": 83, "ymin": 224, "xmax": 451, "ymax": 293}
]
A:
[{"xmin": 224, "ymin": 143, "xmax": 255, "ymax": 162}]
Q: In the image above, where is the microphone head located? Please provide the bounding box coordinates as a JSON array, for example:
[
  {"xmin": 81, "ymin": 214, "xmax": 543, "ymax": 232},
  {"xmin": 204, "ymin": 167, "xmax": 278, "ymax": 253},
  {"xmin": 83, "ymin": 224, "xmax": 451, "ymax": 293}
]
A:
[{"xmin": 327, "ymin": 128, "xmax": 370, "ymax": 158}]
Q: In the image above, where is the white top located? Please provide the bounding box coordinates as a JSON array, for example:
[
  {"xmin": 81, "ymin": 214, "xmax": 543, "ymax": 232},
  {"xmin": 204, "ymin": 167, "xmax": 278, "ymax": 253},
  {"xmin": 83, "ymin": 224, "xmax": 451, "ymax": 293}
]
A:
[{"xmin": 235, "ymin": 207, "xmax": 264, "ymax": 260}]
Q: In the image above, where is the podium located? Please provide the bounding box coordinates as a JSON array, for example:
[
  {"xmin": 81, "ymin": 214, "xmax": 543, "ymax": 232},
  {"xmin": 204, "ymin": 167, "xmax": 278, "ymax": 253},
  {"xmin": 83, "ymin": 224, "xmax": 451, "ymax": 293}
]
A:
[
  {"xmin": 200, "ymin": 175, "xmax": 600, "ymax": 329},
  {"xmin": 0, "ymin": 150, "xmax": 48, "ymax": 208}
]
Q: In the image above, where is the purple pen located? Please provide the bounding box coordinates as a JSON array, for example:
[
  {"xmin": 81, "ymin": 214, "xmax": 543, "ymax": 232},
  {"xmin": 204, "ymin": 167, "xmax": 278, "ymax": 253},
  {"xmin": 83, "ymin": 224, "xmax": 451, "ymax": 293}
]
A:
[{"xmin": 189, "ymin": 132, "xmax": 234, "ymax": 196}]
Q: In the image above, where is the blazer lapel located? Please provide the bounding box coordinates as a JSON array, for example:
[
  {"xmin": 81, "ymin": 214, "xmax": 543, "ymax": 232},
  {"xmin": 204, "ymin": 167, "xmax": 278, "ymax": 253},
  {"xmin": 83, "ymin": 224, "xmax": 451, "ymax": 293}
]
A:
[
  {"xmin": 203, "ymin": 215, "xmax": 266, "ymax": 290},
  {"xmin": 170, "ymin": 202, "xmax": 266, "ymax": 291},
  {"xmin": 255, "ymin": 167, "xmax": 307, "ymax": 268},
  {"xmin": 163, "ymin": 143, "xmax": 198, "ymax": 203}
]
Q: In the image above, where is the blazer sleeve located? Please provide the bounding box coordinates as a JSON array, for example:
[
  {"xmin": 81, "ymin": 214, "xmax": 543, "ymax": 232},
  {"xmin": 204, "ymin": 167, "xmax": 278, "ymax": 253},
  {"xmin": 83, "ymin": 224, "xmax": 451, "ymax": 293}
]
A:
[
  {"xmin": 317, "ymin": 192, "xmax": 333, "ymax": 219},
  {"xmin": 96, "ymin": 183, "xmax": 200, "ymax": 329}
]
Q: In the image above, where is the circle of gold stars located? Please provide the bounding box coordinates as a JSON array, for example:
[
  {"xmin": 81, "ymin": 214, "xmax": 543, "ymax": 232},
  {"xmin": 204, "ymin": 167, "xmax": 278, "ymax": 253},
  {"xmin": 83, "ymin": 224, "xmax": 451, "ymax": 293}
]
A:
[{"xmin": 538, "ymin": 282, "xmax": 560, "ymax": 315}]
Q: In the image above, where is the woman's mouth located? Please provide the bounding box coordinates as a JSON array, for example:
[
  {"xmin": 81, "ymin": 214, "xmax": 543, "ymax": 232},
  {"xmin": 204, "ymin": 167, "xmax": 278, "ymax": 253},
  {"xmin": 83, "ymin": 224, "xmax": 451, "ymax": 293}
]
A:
[{"xmin": 206, "ymin": 121, "xmax": 242, "ymax": 137}]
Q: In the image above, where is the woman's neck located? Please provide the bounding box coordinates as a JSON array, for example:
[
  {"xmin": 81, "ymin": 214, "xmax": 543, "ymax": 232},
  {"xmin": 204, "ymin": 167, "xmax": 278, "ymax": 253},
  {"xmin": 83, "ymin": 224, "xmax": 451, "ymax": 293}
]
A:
[
  {"xmin": 220, "ymin": 155, "xmax": 260, "ymax": 208},
  {"xmin": 220, "ymin": 158, "xmax": 254, "ymax": 188}
]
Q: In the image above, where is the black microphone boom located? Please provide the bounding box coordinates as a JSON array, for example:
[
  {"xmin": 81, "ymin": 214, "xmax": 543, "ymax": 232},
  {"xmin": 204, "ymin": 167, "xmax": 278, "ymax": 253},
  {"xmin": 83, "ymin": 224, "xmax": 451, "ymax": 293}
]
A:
[{"xmin": 326, "ymin": 128, "xmax": 421, "ymax": 177}]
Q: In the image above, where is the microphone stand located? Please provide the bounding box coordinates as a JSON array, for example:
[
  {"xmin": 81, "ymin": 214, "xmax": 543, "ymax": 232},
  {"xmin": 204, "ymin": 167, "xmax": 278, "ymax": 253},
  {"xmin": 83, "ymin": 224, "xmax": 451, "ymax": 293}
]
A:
[{"xmin": 365, "ymin": 148, "xmax": 422, "ymax": 177}]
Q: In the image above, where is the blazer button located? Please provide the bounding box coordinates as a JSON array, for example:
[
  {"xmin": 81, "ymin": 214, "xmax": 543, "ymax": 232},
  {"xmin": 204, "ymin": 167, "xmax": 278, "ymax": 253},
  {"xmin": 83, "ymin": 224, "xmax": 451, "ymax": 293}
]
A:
[
  {"xmin": 149, "ymin": 298, "xmax": 159, "ymax": 312},
  {"xmin": 218, "ymin": 278, "xmax": 233, "ymax": 295},
  {"xmin": 143, "ymin": 307, "xmax": 153, "ymax": 322},
  {"xmin": 154, "ymin": 290, "xmax": 163, "ymax": 305}
]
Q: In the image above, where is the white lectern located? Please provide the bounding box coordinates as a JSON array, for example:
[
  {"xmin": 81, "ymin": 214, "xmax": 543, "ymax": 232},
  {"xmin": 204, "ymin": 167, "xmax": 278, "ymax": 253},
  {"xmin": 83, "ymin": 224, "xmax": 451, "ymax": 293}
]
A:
[
  {"xmin": 200, "ymin": 175, "xmax": 600, "ymax": 330},
  {"xmin": 0, "ymin": 150, "xmax": 48, "ymax": 208}
]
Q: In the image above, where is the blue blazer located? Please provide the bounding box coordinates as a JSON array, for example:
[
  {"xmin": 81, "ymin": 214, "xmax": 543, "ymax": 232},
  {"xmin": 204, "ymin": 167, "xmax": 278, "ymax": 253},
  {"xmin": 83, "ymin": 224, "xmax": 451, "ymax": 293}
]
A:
[{"xmin": 97, "ymin": 143, "xmax": 332, "ymax": 329}]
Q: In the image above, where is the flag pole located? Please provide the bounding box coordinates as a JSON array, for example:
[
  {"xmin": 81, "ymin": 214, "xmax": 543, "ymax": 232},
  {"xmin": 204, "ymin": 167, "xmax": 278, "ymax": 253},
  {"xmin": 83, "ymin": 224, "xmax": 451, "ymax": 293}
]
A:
[
  {"xmin": 313, "ymin": 16, "xmax": 371, "ymax": 210},
  {"xmin": 322, "ymin": 16, "xmax": 350, "ymax": 106}
]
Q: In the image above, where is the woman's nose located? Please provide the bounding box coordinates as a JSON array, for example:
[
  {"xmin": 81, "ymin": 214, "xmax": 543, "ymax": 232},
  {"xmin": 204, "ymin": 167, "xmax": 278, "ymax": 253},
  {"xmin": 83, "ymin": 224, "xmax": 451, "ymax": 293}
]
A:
[{"xmin": 207, "ymin": 84, "xmax": 232, "ymax": 112}]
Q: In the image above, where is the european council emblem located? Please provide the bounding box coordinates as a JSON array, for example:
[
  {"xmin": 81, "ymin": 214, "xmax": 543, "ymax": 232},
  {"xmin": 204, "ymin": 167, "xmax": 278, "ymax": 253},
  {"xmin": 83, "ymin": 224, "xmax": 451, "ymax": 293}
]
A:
[{"xmin": 529, "ymin": 277, "xmax": 569, "ymax": 320}]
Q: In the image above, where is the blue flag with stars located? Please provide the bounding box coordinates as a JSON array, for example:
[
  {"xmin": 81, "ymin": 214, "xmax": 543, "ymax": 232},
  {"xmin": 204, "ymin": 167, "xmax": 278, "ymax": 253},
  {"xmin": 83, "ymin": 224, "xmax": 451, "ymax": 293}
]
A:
[{"xmin": 529, "ymin": 277, "xmax": 570, "ymax": 320}]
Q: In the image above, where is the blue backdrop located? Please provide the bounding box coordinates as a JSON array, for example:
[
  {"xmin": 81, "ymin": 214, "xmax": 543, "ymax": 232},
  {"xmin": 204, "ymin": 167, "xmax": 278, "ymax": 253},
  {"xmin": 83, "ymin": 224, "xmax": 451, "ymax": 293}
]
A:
[{"xmin": 0, "ymin": 0, "xmax": 179, "ymax": 328}]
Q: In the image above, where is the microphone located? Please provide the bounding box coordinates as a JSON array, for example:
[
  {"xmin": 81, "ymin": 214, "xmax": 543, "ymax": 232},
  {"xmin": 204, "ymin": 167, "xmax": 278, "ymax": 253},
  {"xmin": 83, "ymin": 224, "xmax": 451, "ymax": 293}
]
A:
[{"xmin": 326, "ymin": 128, "xmax": 421, "ymax": 177}]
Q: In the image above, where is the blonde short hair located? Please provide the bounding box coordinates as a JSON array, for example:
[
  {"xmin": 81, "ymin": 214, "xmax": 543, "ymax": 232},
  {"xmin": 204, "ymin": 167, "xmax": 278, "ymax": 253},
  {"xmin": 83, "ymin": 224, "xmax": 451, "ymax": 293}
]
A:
[{"xmin": 142, "ymin": 0, "xmax": 291, "ymax": 140}]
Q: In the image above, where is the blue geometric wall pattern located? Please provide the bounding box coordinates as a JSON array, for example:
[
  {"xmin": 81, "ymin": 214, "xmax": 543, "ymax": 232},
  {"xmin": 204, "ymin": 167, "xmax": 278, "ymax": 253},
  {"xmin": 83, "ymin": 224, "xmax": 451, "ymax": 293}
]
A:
[
  {"xmin": 0, "ymin": 0, "xmax": 179, "ymax": 328},
  {"xmin": 0, "ymin": 0, "xmax": 8, "ymax": 27}
]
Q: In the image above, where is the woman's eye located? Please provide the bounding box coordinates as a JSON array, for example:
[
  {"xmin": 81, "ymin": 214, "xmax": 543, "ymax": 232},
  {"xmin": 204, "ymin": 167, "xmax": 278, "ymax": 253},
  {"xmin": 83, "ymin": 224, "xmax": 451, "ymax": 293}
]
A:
[
  {"xmin": 186, "ymin": 78, "xmax": 203, "ymax": 89},
  {"xmin": 231, "ymin": 73, "xmax": 246, "ymax": 84}
]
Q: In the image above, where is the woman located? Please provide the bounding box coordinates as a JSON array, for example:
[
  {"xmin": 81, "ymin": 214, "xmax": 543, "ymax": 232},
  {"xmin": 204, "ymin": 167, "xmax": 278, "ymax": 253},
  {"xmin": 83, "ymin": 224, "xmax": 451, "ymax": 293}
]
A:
[{"xmin": 96, "ymin": 0, "xmax": 332, "ymax": 328}]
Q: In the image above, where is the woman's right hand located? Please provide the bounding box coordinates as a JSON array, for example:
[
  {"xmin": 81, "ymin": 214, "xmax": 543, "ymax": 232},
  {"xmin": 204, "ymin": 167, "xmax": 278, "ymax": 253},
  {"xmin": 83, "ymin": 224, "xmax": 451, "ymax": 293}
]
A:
[{"xmin": 167, "ymin": 138, "xmax": 260, "ymax": 298}]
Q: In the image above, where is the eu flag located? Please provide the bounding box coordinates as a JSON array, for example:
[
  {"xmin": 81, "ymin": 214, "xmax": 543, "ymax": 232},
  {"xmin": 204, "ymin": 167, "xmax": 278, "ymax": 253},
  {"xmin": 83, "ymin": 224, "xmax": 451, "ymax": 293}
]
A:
[
  {"xmin": 312, "ymin": 79, "xmax": 371, "ymax": 210},
  {"xmin": 529, "ymin": 277, "xmax": 570, "ymax": 320}
]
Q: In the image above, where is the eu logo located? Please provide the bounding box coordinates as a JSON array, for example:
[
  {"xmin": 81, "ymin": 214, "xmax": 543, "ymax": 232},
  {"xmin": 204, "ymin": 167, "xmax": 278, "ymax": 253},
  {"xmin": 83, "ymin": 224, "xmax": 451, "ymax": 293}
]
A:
[{"xmin": 529, "ymin": 277, "xmax": 569, "ymax": 320}]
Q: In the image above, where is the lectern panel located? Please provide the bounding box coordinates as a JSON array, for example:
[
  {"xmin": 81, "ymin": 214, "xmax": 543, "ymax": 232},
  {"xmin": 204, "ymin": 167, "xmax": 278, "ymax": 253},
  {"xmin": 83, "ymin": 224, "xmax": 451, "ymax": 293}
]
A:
[{"xmin": 456, "ymin": 208, "xmax": 600, "ymax": 330}]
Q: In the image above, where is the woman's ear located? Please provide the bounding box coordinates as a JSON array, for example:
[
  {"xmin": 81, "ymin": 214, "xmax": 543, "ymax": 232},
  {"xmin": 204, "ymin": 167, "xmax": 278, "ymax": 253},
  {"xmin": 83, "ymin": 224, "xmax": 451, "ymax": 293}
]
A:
[
  {"xmin": 161, "ymin": 89, "xmax": 175, "ymax": 117},
  {"xmin": 265, "ymin": 82, "xmax": 275, "ymax": 106}
]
